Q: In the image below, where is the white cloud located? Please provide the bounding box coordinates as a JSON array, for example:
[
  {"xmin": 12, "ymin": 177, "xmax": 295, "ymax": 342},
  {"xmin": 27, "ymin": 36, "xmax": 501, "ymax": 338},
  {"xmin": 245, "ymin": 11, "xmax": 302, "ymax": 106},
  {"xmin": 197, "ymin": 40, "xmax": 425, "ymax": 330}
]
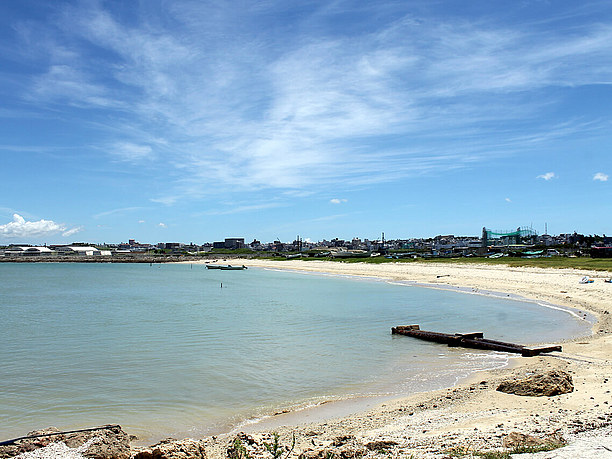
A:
[
  {"xmin": 0, "ymin": 214, "xmax": 77, "ymax": 239},
  {"xmin": 110, "ymin": 142, "xmax": 153, "ymax": 162},
  {"xmin": 158, "ymin": 222, "xmax": 167, "ymax": 228},
  {"xmin": 138, "ymin": 220, "xmax": 145, "ymax": 223},
  {"xmin": 505, "ymin": 197, "xmax": 512, "ymax": 202},
  {"xmin": 330, "ymin": 198, "xmax": 348, "ymax": 204},
  {"xmin": 62, "ymin": 226, "xmax": 83, "ymax": 237},
  {"xmin": 593, "ymin": 172, "xmax": 608, "ymax": 182},
  {"xmin": 537, "ymin": 172, "xmax": 556, "ymax": 181}
]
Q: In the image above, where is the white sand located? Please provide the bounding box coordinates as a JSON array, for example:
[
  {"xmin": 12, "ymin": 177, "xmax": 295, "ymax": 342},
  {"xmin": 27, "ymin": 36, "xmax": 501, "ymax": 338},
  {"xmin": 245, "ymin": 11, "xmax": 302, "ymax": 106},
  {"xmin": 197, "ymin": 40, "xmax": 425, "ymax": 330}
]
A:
[{"xmin": 194, "ymin": 259, "xmax": 612, "ymax": 458}]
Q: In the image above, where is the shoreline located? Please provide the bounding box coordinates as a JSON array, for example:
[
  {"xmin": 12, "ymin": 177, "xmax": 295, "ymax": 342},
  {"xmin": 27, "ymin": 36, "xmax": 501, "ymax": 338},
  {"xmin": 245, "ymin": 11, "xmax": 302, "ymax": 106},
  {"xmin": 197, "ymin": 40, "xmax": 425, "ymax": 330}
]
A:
[
  {"xmin": 3, "ymin": 259, "xmax": 610, "ymax": 457},
  {"xmin": 191, "ymin": 259, "xmax": 612, "ymax": 458}
]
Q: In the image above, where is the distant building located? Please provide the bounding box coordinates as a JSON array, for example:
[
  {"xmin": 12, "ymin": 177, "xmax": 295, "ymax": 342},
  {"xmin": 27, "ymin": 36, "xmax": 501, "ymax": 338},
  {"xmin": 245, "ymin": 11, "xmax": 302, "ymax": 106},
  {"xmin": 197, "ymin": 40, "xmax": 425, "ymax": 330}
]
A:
[
  {"xmin": 224, "ymin": 238, "xmax": 245, "ymax": 249},
  {"xmin": 52, "ymin": 246, "xmax": 108, "ymax": 256},
  {"xmin": 4, "ymin": 246, "xmax": 55, "ymax": 256},
  {"xmin": 212, "ymin": 238, "xmax": 245, "ymax": 249}
]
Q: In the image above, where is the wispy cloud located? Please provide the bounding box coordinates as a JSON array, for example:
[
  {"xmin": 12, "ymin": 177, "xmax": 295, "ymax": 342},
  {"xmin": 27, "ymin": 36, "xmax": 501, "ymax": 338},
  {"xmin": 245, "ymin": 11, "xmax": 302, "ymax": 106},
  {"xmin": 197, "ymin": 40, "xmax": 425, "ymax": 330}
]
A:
[
  {"xmin": 62, "ymin": 226, "xmax": 83, "ymax": 237},
  {"xmin": 330, "ymin": 198, "xmax": 348, "ymax": 204},
  {"xmin": 593, "ymin": 172, "xmax": 609, "ymax": 181},
  {"xmin": 150, "ymin": 196, "xmax": 179, "ymax": 206},
  {"xmin": 203, "ymin": 202, "xmax": 286, "ymax": 216},
  {"xmin": 0, "ymin": 214, "xmax": 80, "ymax": 239},
  {"xmin": 110, "ymin": 143, "xmax": 153, "ymax": 162},
  {"xmin": 94, "ymin": 207, "xmax": 146, "ymax": 219},
  {"xmin": 12, "ymin": 1, "xmax": 612, "ymax": 201},
  {"xmin": 537, "ymin": 172, "xmax": 556, "ymax": 181},
  {"xmin": 505, "ymin": 197, "xmax": 512, "ymax": 202}
]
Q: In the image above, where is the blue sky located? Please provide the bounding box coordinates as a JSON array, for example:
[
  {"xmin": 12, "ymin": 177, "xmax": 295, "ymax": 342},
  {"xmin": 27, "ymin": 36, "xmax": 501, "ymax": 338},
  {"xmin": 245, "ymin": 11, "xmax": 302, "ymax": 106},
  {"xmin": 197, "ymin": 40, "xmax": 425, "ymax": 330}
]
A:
[{"xmin": 1, "ymin": 0, "xmax": 611, "ymax": 244}]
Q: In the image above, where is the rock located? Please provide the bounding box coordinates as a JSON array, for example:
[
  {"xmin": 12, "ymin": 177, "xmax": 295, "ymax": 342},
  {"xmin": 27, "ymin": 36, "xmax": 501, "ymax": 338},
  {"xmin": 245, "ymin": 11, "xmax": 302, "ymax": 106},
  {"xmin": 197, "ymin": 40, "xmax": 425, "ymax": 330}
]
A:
[
  {"xmin": 65, "ymin": 425, "xmax": 131, "ymax": 459},
  {"xmin": 503, "ymin": 432, "xmax": 548, "ymax": 448},
  {"xmin": 496, "ymin": 370, "xmax": 574, "ymax": 397},
  {"xmin": 133, "ymin": 438, "xmax": 207, "ymax": 459},
  {"xmin": 0, "ymin": 427, "xmax": 64, "ymax": 458},
  {"xmin": 298, "ymin": 450, "xmax": 321, "ymax": 459},
  {"xmin": 365, "ymin": 440, "xmax": 398, "ymax": 451},
  {"xmin": 332, "ymin": 436, "xmax": 355, "ymax": 447},
  {"xmin": 0, "ymin": 425, "xmax": 130, "ymax": 459},
  {"xmin": 502, "ymin": 431, "xmax": 565, "ymax": 448}
]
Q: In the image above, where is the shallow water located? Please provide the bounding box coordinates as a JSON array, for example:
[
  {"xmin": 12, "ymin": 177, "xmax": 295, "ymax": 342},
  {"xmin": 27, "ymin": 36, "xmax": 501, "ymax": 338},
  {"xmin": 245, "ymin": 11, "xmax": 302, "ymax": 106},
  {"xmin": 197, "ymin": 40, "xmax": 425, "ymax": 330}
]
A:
[{"xmin": 0, "ymin": 263, "xmax": 589, "ymax": 442}]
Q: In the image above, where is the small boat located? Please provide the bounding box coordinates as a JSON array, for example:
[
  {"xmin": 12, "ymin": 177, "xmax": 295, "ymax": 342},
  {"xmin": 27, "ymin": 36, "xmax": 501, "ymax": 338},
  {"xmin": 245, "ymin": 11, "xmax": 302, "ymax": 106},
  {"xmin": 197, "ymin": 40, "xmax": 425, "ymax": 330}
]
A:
[
  {"xmin": 579, "ymin": 276, "xmax": 594, "ymax": 284},
  {"xmin": 206, "ymin": 264, "xmax": 247, "ymax": 270}
]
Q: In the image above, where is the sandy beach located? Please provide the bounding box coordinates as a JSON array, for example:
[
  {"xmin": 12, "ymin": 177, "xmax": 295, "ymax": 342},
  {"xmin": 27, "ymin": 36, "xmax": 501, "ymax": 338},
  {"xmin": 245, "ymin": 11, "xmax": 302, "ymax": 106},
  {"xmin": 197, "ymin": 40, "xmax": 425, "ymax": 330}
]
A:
[{"xmin": 197, "ymin": 259, "xmax": 612, "ymax": 458}]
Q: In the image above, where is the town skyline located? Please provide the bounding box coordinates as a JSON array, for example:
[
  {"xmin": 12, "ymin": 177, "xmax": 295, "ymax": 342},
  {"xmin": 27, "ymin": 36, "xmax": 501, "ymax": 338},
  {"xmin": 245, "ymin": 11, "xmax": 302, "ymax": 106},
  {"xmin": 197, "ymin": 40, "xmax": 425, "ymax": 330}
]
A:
[
  {"xmin": 2, "ymin": 226, "xmax": 608, "ymax": 250},
  {"xmin": 1, "ymin": 1, "xmax": 611, "ymax": 244}
]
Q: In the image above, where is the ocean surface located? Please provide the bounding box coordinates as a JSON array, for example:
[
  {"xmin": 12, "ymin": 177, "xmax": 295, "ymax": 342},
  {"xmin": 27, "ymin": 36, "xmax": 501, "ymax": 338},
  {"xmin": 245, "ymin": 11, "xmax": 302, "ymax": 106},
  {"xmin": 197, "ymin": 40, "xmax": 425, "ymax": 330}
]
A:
[{"xmin": 0, "ymin": 262, "xmax": 590, "ymax": 443}]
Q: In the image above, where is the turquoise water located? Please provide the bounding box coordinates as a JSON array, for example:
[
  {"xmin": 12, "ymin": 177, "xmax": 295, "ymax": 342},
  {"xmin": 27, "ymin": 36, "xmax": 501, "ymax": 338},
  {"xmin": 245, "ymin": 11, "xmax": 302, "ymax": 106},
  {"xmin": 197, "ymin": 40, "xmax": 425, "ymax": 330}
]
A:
[{"xmin": 0, "ymin": 263, "xmax": 589, "ymax": 442}]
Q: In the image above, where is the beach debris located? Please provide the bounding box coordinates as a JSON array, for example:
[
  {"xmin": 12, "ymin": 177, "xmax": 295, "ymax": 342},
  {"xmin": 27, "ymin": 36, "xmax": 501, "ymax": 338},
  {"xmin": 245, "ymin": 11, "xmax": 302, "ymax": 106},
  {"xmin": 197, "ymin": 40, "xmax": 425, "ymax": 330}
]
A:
[
  {"xmin": 0, "ymin": 425, "xmax": 130, "ymax": 459},
  {"xmin": 391, "ymin": 325, "xmax": 562, "ymax": 357},
  {"xmin": 133, "ymin": 438, "xmax": 207, "ymax": 459},
  {"xmin": 496, "ymin": 370, "xmax": 574, "ymax": 397},
  {"xmin": 580, "ymin": 276, "xmax": 594, "ymax": 284}
]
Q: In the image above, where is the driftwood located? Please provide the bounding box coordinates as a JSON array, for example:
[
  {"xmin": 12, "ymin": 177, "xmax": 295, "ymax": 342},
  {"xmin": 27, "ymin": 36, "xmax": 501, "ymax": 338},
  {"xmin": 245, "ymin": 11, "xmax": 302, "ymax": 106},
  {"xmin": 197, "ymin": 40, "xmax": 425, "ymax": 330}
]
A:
[
  {"xmin": 391, "ymin": 325, "xmax": 561, "ymax": 357},
  {"xmin": 0, "ymin": 425, "xmax": 122, "ymax": 447}
]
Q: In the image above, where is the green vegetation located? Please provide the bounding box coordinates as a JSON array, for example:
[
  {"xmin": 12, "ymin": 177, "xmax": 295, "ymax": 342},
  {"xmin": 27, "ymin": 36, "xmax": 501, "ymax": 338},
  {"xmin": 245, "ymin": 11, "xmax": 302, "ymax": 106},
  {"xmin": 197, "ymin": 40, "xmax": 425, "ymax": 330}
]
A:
[
  {"xmin": 508, "ymin": 440, "xmax": 567, "ymax": 454},
  {"xmin": 227, "ymin": 433, "xmax": 295, "ymax": 459},
  {"xmin": 422, "ymin": 255, "xmax": 612, "ymax": 271},
  {"xmin": 210, "ymin": 248, "xmax": 256, "ymax": 254},
  {"xmin": 263, "ymin": 433, "xmax": 295, "ymax": 459},
  {"xmin": 227, "ymin": 437, "xmax": 251, "ymax": 459},
  {"xmin": 256, "ymin": 254, "xmax": 612, "ymax": 271}
]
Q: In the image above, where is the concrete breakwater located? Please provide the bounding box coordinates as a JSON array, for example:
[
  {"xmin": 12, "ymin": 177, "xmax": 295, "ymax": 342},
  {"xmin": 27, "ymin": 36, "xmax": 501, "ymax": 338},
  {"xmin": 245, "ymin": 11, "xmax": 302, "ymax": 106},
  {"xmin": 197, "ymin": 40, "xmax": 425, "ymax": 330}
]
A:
[{"xmin": 0, "ymin": 254, "xmax": 244, "ymax": 263}]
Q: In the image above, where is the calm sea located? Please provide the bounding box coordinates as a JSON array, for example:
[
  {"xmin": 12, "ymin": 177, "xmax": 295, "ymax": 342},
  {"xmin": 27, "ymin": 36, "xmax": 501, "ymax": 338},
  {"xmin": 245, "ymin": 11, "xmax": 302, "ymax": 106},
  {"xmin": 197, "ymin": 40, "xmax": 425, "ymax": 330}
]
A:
[{"xmin": 0, "ymin": 263, "xmax": 589, "ymax": 443}]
